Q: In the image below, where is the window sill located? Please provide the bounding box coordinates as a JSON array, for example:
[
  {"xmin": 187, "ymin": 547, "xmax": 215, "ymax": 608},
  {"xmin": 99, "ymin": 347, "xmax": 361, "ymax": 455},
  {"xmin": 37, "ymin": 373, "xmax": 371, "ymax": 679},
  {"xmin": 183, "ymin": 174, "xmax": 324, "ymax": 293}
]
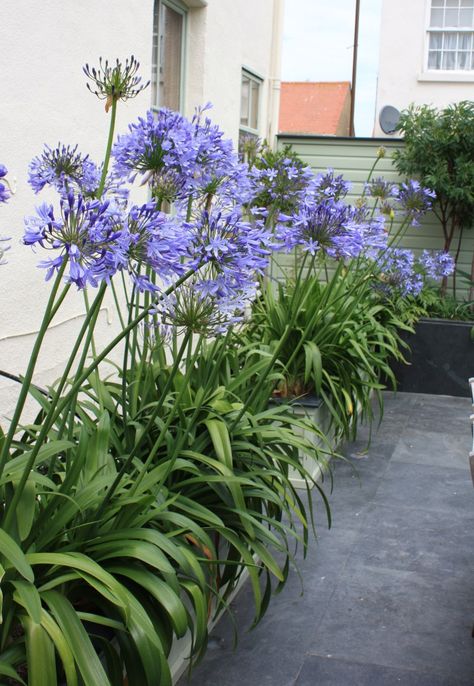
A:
[{"xmin": 418, "ymin": 71, "xmax": 474, "ymax": 83}]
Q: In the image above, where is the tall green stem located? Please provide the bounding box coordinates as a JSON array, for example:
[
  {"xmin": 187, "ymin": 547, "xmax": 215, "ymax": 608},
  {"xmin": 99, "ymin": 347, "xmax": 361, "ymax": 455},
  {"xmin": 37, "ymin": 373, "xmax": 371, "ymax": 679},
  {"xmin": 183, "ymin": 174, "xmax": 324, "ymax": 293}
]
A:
[
  {"xmin": 0, "ymin": 264, "xmax": 68, "ymax": 477},
  {"xmin": 3, "ymin": 285, "xmax": 108, "ymax": 532},
  {"xmin": 96, "ymin": 99, "xmax": 118, "ymax": 197}
]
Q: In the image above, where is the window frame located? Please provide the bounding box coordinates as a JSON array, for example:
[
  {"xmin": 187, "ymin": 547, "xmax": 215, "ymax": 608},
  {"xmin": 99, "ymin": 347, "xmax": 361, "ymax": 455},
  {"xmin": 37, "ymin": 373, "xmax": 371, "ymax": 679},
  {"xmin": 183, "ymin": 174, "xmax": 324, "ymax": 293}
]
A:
[
  {"xmin": 424, "ymin": 0, "xmax": 474, "ymax": 75},
  {"xmin": 151, "ymin": 0, "xmax": 188, "ymax": 112},
  {"xmin": 239, "ymin": 68, "xmax": 263, "ymax": 136}
]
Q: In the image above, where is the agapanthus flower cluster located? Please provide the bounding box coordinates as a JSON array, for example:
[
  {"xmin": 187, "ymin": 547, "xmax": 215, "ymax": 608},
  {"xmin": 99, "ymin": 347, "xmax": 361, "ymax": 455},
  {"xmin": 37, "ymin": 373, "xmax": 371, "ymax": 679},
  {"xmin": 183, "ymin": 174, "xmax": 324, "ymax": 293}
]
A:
[
  {"xmin": 23, "ymin": 193, "xmax": 125, "ymax": 288},
  {"xmin": 117, "ymin": 203, "xmax": 190, "ymax": 292},
  {"xmin": 376, "ymin": 248, "xmax": 423, "ymax": 297},
  {"xmin": 156, "ymin": 280, "xmax": 247, "ymax": 335},
  {"xmin": 112, "ymin": 109, "xmax": 196, "ymax": 202},
  {"xmin": 191, "ymin": 104, "xmax": 254, "ymax": 204},
  {"xmin": 0, "ymin": 165, "xmax": 12, "ymax": 204},
  {"xmin": 398, "ymin": 180, "xmax": 435, "ymax": 226},
  {"xmin": 187, "ymin": 209, "xmax": 273, "ymax": 293},
  {"xmin": 418, "ymin": 249, "xmax": 455, "ymax": 280},
  {"xmin": 28, "ymin": 144, "xmax": 101, "ymax": 197},
  {"xmin": 276, "ymin": 194, "xmax": 387, "ymax": 261},
  {"xmin": 250, "ymin": 150, "xmax": 313, "ymax": 214},
  {"xmin": 366, "ymin": 177, "xmax": 399, "ymax": 202},
  {"xmin": 311, "ymin": 169, "xmax": 350, "ymax": 202}
]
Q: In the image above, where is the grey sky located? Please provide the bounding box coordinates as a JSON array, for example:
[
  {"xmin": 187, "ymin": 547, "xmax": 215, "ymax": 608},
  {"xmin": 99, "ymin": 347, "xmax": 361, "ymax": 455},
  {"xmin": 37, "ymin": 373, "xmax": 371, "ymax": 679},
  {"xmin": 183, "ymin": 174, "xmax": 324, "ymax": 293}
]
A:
[{"xmin": 282, "ymin": 0, "xmax": 383, "ymax": 136}]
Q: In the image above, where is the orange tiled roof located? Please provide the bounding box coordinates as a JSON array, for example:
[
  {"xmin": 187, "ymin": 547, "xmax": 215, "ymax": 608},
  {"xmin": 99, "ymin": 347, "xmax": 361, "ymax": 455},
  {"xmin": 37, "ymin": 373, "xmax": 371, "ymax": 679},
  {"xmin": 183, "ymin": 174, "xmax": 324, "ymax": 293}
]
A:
[{"xmin": 279, "ymin": 81, "xmax": 351, "ymax": 135}]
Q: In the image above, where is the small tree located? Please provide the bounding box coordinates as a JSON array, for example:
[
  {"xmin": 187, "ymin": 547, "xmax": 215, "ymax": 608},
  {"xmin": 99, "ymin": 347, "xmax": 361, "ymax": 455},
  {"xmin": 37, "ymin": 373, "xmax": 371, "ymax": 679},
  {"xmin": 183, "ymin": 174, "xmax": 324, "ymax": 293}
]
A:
[{"xmin": 394, "ymin": 101, "xmax": 474, "ymax": 299}]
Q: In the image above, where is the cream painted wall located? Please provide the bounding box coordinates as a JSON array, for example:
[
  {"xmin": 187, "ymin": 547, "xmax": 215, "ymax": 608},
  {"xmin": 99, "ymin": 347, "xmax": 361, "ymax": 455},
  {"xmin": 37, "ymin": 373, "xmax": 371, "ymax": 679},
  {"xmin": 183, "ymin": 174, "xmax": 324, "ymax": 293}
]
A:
[
  {"xmin": 374, "ymin": 0, "xmax": 474, "ymax": 136},
  {"xmin": 0, "ymin": 0, "xmax": 283, "ymax": 418}
]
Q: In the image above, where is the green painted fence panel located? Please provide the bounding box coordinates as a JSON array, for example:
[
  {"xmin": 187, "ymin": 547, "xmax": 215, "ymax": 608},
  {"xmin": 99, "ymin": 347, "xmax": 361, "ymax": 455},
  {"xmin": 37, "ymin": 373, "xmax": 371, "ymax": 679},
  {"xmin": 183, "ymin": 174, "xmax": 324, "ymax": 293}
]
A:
[{"xmin": 276, "ymin": 135, "xmax": 474, "ymax": 299}]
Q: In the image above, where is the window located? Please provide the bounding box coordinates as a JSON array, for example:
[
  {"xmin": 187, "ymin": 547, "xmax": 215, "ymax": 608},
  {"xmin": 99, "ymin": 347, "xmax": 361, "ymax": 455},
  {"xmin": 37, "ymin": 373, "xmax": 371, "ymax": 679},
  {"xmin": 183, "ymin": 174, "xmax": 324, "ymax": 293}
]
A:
[
  {"xmin": 240, "ymin": 70, "xmax": 261, "ymax": 132},
  {"xmin": 427, "ymin": 0, "xmax": 474, "ymax": 70},
  {"xmin": 239, "ymin": 70, "xmax": 262, "ymax": 156},
  {"xmin": 152, "ymin": 0, "xmax": 186, "ymax": 110}
]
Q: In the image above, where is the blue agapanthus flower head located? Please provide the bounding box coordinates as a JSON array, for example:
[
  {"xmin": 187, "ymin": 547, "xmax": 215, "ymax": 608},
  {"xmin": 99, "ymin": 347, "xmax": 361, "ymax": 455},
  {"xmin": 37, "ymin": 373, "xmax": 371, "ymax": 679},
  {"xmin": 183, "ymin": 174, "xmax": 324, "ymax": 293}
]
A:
[
  {"xmin": 23, "ymin": 192, "xmax": 125, "ymax": 288},
  {"xmin": 0, "ymin": 164, "xmax": 11, "ymax": 203},
  {"xmin": 191, "ymin": 104, "xmax": 254, "ymax": 202},
  {"xmin": 28, "ymin": 144, "xmax": 100, "ymax": 197},
  {"xmin": 397, "ymin": 180, "xmax": 435, "ymax": 226},
  {"xmin": 275, "ymin": 194, "xmax": 383, "ymax": 260},
  {"xmin": 112, "ymin": 108, "xmax": 196, "ymax": 202},
  {"xmin": 312, "ymin": 169, "xmax": 351, "ymax": 202},
  {"xmin": 366, "ymin": 177, "xmax": 399, "ymax": 201},
  {"xmin": 418, "ymin": 250, "xmax": 455, "ymax": 280},
  {"xmin": 187, "ymin": 209, "xmax": 273, "ymax": 287},
  {"xmin": 250, "ymin": 153, "xmax": 313, "ymax": 213},
  {"xmin": 119, "ymin": 202, "xmax": 191, "ymax": 291},
  {"xmin": 376, "ymin": 247, "xmax": 423, "ymax": 297},
  {"xmin": 156, "ymin": 279, "xmax": 248, "ymax": 335}
]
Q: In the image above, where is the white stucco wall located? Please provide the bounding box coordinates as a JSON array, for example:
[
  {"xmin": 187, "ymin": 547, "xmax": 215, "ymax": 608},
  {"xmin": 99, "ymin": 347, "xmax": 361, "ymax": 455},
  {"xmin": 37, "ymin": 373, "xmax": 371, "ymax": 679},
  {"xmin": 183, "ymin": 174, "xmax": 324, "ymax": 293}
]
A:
[
  {"xmin": 0, "ymin": 0, "xmax": 283, "ymax": 418},
  {"xmin": 374, "ymin": 0, "xmax": 474, "ymax": 136}
]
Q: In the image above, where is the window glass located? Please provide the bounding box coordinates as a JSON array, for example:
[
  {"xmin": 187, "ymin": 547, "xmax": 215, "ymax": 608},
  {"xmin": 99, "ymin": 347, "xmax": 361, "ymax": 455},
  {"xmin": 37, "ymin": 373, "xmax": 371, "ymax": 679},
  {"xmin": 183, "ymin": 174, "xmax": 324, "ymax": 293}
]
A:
[
  {"xmin": 250, "ymin": 81, "xmax": 259, "ymax": 129},
  {"xmin": 428, "ymin": 0, "xmax": 474, "ymax": 70},
  {"xmin": 151, "ymin": 1, "xmax": 184, "ymax": 110},
  {"xmin": 240, "ymin": 70, "xmax": 262, "ymax": 133},
  {"xmin": 240, "ymin": 77, "xmax": 250, "ymax": 127}
]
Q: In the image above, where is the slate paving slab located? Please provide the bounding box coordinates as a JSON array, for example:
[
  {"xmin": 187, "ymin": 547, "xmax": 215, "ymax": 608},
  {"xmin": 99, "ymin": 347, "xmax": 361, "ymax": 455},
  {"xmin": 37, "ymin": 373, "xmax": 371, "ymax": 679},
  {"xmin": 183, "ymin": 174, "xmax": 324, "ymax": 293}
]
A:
[
  {"xmin": 294, "ymin": 656, "xmax": 473, "ymax": 686},
  {"xmin": 177, "ymin": 392, "xmax": 474, "ymax": 685}
]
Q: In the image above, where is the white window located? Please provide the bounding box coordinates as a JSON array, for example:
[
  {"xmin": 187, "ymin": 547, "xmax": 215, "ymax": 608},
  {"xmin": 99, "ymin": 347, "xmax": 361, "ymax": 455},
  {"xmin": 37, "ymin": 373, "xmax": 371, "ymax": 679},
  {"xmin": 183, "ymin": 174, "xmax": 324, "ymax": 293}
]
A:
[
  {"xmin": 239, "ymin": 70, "xmax": 262, "ymax": 156},
  {"xmin": 240, "ymin": 70, "xmax": 262, "ymax": 133},
  {"xmin": 152, "ymin": 0, "xmax": 186, "ymax": 110},
  {"xmin": 427, "ymin": 0, "xmax": 474, "ymax": 70}
]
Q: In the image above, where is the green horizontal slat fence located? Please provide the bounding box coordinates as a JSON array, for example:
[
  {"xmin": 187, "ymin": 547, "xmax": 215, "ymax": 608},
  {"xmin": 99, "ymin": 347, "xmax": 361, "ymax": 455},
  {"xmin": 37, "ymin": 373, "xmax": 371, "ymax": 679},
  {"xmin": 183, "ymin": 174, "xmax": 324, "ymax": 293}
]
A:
[{"xmin": 276, "ymin": 135, "xmax": 474, "ymax": 300}]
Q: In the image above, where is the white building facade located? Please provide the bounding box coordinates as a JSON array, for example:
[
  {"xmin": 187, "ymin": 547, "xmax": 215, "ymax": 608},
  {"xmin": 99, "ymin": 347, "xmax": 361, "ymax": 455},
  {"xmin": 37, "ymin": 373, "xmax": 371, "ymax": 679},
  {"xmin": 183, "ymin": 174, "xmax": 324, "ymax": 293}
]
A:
[
  {"xmin": 374, "ymin": 0, "xmax": 474, "ymax": 136},
  {"xmin": 0, "ymin": 0, "xmax": 284, "ymax": 416}
]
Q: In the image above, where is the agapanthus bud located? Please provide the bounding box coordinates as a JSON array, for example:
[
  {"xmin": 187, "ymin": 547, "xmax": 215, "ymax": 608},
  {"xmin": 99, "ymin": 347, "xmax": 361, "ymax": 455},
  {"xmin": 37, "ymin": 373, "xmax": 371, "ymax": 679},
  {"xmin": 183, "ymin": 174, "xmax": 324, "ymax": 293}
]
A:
[{"xmin": 83, "ymin": 56, "xmax": 149, "ymax": 111}]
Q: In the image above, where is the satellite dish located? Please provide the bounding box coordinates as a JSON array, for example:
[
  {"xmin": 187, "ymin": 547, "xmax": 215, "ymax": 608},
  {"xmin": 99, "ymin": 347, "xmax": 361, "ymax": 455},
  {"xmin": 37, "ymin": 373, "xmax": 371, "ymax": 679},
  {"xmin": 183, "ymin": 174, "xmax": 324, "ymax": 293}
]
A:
[{"xmin": 379, "ymin": 105, "xmax": 400, "ymax": 134}]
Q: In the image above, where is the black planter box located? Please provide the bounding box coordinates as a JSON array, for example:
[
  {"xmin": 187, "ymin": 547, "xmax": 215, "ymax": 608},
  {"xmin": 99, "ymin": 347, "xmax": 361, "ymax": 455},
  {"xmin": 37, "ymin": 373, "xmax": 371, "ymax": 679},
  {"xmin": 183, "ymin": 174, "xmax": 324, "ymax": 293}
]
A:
[{"xmin": 391, "ymin": 318, "xmax": 474, "ymax": 397}]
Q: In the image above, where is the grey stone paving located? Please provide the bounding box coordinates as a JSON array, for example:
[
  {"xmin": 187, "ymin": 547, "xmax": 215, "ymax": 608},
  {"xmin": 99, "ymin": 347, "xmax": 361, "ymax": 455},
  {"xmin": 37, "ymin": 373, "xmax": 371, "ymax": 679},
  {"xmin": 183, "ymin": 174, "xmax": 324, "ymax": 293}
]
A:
[{"xmin": 177, "ymin": 393, "xmax": 474, "ymax": 686}]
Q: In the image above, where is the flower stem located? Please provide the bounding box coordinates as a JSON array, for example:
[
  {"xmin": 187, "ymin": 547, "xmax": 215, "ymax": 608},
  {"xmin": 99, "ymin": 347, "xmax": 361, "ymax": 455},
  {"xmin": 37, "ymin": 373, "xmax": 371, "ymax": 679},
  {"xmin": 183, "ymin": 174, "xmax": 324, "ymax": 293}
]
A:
[
  {"xmin": 96, "ymin": 98, "xmax": 118, "ymax": 197},
  {"xmin": 0, "ymin": 263, "xmax": 68, "ymax": 478}
]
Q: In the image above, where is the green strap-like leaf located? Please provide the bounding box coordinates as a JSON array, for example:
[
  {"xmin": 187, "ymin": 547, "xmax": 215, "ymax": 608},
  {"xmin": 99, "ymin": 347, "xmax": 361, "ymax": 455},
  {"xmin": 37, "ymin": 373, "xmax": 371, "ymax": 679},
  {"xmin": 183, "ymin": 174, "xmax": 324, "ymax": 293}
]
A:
[
  {"xmin": 15, "ymin": 477, "xmax": 36, "ymax": 542},
  {"xmin": 12, "ymin": 580, "xmax": 42, "ymax": 624},
  {"xmin": 42, "ymin": 590, "xmax": 111, "ymax": 686},
  {"xmin": 40, "ymin": 608, "xmax": 78, "ymax": 686},
  {"xmin": 0, "ymin": 660, "xmax": 27, "ymax": 685},
  {"xmin": 0, "ymin": 529, "xmax": 34, "ymax": 582},
  {"xmin": 22, "ymin": 615, "xmax": 57, "ymax": 686},
  {"xmin": 108, "ymin": 564, "xmax": 189, "ymax": 638}
]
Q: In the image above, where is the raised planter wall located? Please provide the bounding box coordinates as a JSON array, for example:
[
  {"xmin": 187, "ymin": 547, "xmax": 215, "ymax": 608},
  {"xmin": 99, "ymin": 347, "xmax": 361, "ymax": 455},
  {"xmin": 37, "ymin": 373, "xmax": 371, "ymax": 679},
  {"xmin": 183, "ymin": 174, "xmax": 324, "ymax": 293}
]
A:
[{"xmin": 391, "ymin": 318, "xmax": 474, "ymax": 397}]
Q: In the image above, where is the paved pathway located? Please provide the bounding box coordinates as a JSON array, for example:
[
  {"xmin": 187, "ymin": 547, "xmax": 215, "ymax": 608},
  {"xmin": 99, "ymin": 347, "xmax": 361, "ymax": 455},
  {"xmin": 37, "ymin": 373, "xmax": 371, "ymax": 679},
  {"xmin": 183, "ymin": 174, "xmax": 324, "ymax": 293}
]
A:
[{"xmin": 178, "ymin": 393, "xmax": 474, "ymax": 685}]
